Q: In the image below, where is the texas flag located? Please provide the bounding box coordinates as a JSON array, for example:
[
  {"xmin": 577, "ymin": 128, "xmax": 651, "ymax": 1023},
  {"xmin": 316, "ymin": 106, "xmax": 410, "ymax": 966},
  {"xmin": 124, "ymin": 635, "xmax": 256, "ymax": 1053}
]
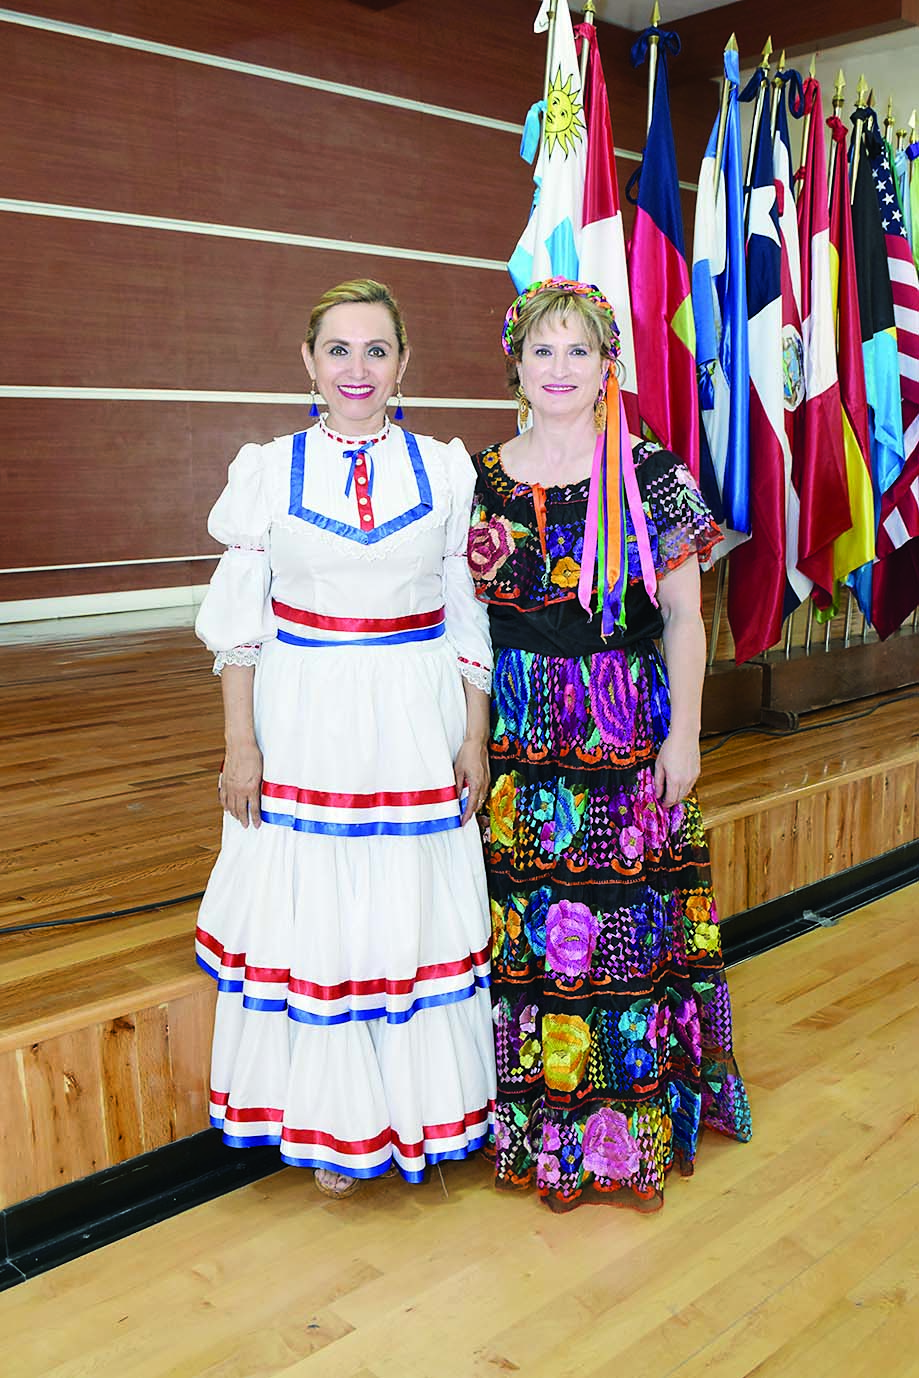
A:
[{"xmin": 627, "ymin": 24, "xmax": 698, "ymax": 476}]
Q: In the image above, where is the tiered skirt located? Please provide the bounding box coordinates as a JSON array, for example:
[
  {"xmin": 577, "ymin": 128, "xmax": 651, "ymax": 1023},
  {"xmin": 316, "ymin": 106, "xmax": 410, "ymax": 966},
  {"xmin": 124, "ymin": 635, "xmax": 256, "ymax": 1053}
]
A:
[
  {"xmin": 484, "ymin": 641, "xmax": 752, "ymax": 1211},
  {"xmin": 196, "ymin": 633, "xmax": 496, "ymax": 1180}
]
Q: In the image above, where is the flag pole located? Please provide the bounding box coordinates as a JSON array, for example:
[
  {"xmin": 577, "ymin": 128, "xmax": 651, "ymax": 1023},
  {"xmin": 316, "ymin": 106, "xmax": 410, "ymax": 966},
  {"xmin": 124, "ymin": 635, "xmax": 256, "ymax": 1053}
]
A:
[
  {"xmin": 796, "ymin": 53, "xmax": 817, "ymax": 200},
  {"xmin": 578, "ymin": 0, "xmax": 596, "ymax": 89},
  {"xmin": 885, "ymin": 96, "xmax": 896, "ymax": 145},
  {"xmin": 827, "ymin": 69, "xmax": 845, "ymax": 191},
  {"xmin": 770, "ymin": 48, "xmax": 786, "ymax": 140},
  {"xmin": 850, "ymin": 74, "xmax": 868, "ymax": 206},
  {"xmin": 538, "ymin": 2, "xmax": 561, "ymax": 164},
  {"xmin": 646, "ymin": 1, "xmax": 661, "ymax": 138},
  {"xmin": 713, "ymin": 34, "xmax": 737, "ymax": 188},
  {"xmin": 743, "ymin": 37, "xmax": 773, "ymax": 232}
]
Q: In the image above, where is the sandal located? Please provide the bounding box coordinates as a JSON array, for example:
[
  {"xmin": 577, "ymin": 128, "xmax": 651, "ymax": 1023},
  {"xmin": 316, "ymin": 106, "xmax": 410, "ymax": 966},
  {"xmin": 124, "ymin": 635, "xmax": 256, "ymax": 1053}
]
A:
[{"xmin": 314, "ymin": 1168, "xmax": 360, "ymax": 1199}]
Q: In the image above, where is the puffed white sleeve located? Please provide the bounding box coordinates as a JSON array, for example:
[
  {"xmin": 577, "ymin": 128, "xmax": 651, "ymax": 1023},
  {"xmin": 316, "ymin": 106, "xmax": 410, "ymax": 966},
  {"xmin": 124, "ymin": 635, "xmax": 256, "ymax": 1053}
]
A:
[
  {"xmin": 194, "ymin": 442, "xmax": 278, "ymax": 675},
  {"xmin": 441, "ymin": 437, "xmax": 493, "ymax": 694}
]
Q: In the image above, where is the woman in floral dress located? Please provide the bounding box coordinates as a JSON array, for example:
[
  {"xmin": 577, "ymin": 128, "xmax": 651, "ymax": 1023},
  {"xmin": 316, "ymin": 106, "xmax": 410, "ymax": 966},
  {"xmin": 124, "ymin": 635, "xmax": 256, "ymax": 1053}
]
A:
[{"xmin": 468, "ymin": 278, "xmax": 750, "ymax": 1212}]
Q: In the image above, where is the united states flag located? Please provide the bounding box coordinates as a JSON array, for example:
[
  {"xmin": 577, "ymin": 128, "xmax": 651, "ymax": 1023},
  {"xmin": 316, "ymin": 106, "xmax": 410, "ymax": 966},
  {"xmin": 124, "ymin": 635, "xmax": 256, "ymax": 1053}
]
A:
[{"xmin": 873, "ymin": 150, "xmax": 919, "ymax": 553}]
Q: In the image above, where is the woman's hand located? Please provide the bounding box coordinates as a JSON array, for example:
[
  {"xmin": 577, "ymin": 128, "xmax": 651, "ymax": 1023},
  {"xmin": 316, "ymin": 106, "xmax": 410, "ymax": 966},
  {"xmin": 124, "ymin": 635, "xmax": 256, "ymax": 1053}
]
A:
[
  {"xmin": 653, "ymin": 732, "xmax": 700, "ymax": 808},
  {"xmin": 219, "ymin": 741, "xmax": 264, "ymax": 828},
  {"xmin": 454, "ymin": 736, "xmax": 490, "ymax": 825}
]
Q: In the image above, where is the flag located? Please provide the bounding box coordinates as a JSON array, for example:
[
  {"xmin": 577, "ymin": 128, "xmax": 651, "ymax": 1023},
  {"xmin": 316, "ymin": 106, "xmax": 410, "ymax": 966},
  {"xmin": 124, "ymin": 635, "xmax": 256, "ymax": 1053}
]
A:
[
  {"xmin": 909, "ymin": 140, "xmax": 919, "ymax": 275},
  {"xmin": 849, "ymin": 110, "xmax": 905, "ymax": 617},
  {"xmin": 509, "ymin": 0, "xmax": 587, "ymax": 290},
  {"xmin": 869, "ymin": 126, "xmax": 919, "ymax": 631},
  {"xmin": 826, "ymin": 114, "xmax": 875, "ymax": 595},
  {"xmin": 727, "ymin": 79, "xmax": 787, "ymax": 664},
  {"xmin": 690, "ymin": 41, "xmax": 750, "ymax": 559},
  {"xmin": 793, "ymin": 76, "xmax": 851, "ymax": 607},
  {"xmin": 574, "ymin": 21, "xmax": 639, "ymax": 434},
  {"xmin": 627, "ymin": 25, "xmax": 698, "ymax": 476},
  {"xmin": 772, "ymin": 73, "xmax": 812, "ymax": 615}
]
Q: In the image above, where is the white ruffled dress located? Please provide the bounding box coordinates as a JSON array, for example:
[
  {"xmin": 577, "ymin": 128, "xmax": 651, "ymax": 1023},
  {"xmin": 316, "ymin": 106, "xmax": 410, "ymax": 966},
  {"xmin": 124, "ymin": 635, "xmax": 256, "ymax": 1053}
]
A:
[{"xmin": 194, "ymin": 420, "xmax": 496, "ymax": 1181}]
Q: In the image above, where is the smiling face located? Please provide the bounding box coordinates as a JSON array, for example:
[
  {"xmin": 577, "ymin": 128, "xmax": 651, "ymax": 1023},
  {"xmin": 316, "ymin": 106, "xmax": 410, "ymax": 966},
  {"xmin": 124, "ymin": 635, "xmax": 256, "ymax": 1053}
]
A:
[
  {"xmin": 516, "ymin": 312, "xmax": 607, "ymax": 426},
  {"xmin": 302, "ymin": 301, "xmax": 408, "ymax": 435}
]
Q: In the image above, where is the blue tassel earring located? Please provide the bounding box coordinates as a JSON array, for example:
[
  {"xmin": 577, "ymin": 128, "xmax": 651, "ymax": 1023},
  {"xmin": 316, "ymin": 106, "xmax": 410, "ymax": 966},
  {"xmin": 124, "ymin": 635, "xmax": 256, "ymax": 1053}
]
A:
[
  {"xmin": 393, "ymin": 386, "xmax": 404, "ymax": 422},
  {"xmin": 309, "ymin": 379, "xmax": 319, "ymax": 418}
]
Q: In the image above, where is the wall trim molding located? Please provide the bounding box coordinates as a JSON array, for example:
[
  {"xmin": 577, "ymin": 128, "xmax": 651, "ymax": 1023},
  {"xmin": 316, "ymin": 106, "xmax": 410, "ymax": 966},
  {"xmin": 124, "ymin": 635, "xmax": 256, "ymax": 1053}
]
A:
[
  {"xmin": 0, "ymin": 584, "xmax": 210, "ymax": 625},
  {"xmin": 0, "ymin": 197, "xmax": 510, "ymax": 271},
  {"xmin": 0, "ymin": 386, "xmax": 517, "ymax": 406}
]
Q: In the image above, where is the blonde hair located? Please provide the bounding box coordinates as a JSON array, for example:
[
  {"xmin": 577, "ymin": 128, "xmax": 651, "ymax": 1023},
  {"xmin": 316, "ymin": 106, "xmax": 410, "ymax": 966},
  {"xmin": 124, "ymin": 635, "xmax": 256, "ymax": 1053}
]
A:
[
  {"xmin": 305, "ymin": 279, "xmax": 408, "ymax": 353},
  {"xmin": 505, "ymin": 285, "xmax": 616, "ymax": 385}
]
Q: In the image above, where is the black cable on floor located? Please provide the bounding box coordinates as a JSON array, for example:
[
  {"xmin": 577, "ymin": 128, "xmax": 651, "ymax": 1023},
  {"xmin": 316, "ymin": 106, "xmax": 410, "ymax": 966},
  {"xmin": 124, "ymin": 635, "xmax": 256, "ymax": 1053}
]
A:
[{"xmin": 0, "ymin": 890, "xmax": 206, "ymax": 938}]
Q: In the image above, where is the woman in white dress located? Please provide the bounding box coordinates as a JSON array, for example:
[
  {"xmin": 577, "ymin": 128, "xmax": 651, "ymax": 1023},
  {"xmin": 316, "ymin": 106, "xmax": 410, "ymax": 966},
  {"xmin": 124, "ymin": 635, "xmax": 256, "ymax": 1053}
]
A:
[{"xmin": 194, "ymin": 279, "xmax": 496, "ymax": 1198}]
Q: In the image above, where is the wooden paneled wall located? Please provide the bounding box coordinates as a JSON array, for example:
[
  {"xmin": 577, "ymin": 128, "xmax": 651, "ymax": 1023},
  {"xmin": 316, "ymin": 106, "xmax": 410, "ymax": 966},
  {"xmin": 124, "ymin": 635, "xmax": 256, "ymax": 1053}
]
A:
[{"xmin": 0, "ymin": 1, "xmax": 715, "ymax": 605}]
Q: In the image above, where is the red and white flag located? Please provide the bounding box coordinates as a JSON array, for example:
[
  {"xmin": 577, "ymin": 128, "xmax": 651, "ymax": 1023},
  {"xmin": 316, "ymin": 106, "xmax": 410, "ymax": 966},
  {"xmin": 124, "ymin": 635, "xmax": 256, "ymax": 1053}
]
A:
[{"xmin": 575, "ymin": 21, "xmax": 639, "ymax": 435}]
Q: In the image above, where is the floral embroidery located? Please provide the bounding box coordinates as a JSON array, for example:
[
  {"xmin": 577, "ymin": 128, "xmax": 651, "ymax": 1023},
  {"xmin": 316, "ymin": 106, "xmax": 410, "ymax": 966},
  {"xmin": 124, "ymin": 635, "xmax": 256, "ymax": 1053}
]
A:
[
  {"xmin": 489, "ymin": 773, "xmax": 516, "ymax": 850},
  {"xmin": 467, "ymin": 514, "xmax": 516, "ymax": 581},
  {"xmin": 582, "ymin": 1109, "xmax": 640, "ymax": 1179},
  {"xmin": 545, "ymin": 900, "xmax": 598, "ymax": 978},
  {"xmin": 542, "ymin": 1013, "xmax": 592, "ymax": 1092},
  {"xmin": 550, "ymin": 555, "xmax": 580, "ymax": 588}
]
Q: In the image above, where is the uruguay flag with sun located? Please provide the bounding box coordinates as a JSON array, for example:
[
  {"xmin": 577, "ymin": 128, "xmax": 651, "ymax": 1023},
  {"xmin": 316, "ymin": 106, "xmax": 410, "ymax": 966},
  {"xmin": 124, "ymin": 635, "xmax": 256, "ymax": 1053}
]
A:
[{"xmin": 508, "ymin": 0, "xmax": 587, "ymax": 291}]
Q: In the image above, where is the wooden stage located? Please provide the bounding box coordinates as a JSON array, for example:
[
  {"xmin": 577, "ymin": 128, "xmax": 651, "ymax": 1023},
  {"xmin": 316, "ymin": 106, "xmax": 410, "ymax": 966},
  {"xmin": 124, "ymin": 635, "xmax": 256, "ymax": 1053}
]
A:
[
  {"xmin": 3, "ymin": 883, "xmax": 918, "ymax": 1377},
  {"xmin": 1, "ymin": 627, "xmax": 918, "ymax": 1213}
]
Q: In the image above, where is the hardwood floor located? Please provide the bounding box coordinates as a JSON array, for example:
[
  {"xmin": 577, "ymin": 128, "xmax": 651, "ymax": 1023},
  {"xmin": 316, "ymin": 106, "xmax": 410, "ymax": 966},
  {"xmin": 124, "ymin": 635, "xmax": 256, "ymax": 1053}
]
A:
[
  {"xmin": 2, "ymin": 627, "xmax": 917, "ymax": 928},
  {"xmin": 2, "ymin": 884, "xmax": 916, "ymax": 1377}
]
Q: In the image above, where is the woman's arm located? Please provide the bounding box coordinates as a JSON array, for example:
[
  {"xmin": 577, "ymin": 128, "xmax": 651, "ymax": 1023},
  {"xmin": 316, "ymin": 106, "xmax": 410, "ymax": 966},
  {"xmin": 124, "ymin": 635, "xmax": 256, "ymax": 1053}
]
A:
[
  {"xmin": 454, "ymin": 680, "xmax": 490, "ymax": 825},
  {"xmin": 654, "ymin": 554, "xmax": 706, "ymax": 807},
  {"xmin": 218, "ymin": 664, "xmax": 263, "ymax": 828}
]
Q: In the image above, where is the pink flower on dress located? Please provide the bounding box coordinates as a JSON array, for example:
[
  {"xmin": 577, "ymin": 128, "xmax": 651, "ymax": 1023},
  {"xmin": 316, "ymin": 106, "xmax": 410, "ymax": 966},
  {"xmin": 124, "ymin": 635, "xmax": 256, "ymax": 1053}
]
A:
[
  {"xmin": 582, "ymin": 1108, "xmax": 640, "ymax": 1179},
  {"xmin": 468, "ymin": 515, "xmax": 515, "ymax": 581},
  {"xmin": 542, "ymin": 1123, "xmax": 562, "ymax": 1152},
  {"xmin": 545, "ymin": 900, "xmax": 598, "ymax": 978},
  {"xmin": 537, "ymin": 1152, "xmax": 561, "ymax": 1185},
  {"xmin": 619, "ymin": 824, "xmax": 644, "ymax": 861}
]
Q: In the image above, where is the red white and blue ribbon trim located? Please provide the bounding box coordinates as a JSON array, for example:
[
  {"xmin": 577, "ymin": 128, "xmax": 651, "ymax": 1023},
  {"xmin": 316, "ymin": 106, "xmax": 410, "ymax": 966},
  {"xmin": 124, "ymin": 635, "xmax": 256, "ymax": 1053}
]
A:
[
  {"xmin": 272, "ymin": 599, "xmax": 446, "ymax": 649},
  {"xmin": 256, "ymin": 778, "xmax": 462, "ymax": 837},
  {"xmin": 196, "ymin": 926, "xmax": 489, "ymax": 1024},
  {"xmin": 208, "ymin": 1090, "xmax": 494, "ymax": 1180}
]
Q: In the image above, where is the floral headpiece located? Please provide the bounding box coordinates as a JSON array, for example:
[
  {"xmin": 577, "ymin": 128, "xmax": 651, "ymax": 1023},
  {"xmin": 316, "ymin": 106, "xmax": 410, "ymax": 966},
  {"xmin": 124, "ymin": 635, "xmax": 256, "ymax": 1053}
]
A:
[{"xmin": 501, "ymin": 276, "xmax": 621, "ymax": 359}]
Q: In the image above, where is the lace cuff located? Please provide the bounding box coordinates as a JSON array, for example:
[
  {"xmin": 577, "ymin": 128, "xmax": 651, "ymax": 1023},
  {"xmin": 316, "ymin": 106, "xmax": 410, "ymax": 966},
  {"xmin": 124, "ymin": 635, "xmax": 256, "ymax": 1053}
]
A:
[
  {"xmin": 458, "ymin": 655, "xmax": 492, "ymax": 694},
  {"xmin": 213, "ymin": 645, "xmax": 261, "ymax": 676}
]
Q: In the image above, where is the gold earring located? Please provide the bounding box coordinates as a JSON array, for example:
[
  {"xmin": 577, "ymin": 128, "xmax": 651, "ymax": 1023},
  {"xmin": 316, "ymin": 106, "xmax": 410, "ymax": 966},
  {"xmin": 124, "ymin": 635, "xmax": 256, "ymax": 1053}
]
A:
[
  {"xmin": 309, "ymin": 379, "xmax": 319, "ymax": 418},
  {"xmin": 394, "ymin": 386, "xmax": 404, "ymax": 421},
  {"xmin": 516, "ymin": 386, "xmax": 530, "ymax": 428},
  {"xmin": 594, "ymin": 394, "xmax": 607, "ymax": 433}
]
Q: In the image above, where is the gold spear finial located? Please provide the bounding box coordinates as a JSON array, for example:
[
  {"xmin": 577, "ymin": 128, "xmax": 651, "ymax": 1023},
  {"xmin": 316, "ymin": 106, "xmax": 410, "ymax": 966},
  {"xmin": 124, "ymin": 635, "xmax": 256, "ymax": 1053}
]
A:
[
  {"xmin": 834, "ymin": 69, "xmax": 845, "ymax": 102},
  {"xmin": 910, "ymin": 108, "xmax": 917, "ymax": 139},
  {"xmin": 867, "ymin": 87, "xmax": 875, "ymax": 110},
  {"xmin": 726, "ymin": 31, "xmax": 738, "ymax": 52},
  {"xmin": 856, "ymin": 74, "xmax": 869, "ymax": 107},
  {"xmin": 760, "ymin": 36, "xmax": 773, "ymax": 72},
  {"xmin": 778, "ymin": 48, "xmax": 786, "ymax": 71},
  {"xmin": 651, "ymin": 0, "xmax": 661, "ymax": 24}
]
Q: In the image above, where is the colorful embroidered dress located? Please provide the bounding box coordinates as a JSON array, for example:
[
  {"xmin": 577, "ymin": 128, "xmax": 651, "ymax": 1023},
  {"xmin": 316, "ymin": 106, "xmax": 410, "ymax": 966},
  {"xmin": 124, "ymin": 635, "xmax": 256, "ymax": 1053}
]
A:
[
  {"xmin": 469, "ymin": 440, "xmax": 751, "ymax": 1212},
  {"xmin": 194, "ymin": 420, "xmax": 496, "ymax": 1180}
]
